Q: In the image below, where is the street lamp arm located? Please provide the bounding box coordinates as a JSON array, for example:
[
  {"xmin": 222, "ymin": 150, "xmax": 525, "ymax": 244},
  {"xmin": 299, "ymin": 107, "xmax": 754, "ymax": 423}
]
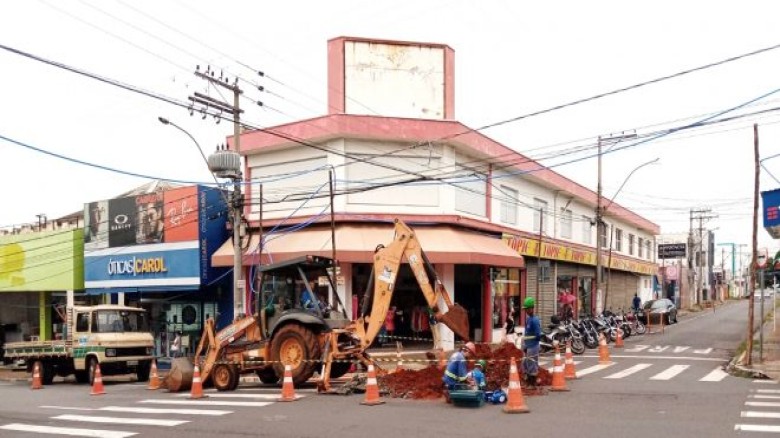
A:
[{"xmin": 603, "ymin": 158, "xmax": 660, "ymax": 212}]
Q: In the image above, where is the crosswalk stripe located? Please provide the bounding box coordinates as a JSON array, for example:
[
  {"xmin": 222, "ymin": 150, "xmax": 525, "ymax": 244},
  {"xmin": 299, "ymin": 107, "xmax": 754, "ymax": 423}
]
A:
[
  {"xmin": 651, "ymin": 365, "xmax": 689, "ymax": 380},
  {"xmin": 749, "ymin": 395, "xmax": 780, "ymax": 400},
  {"xmin": 577, "ymin": 363, "xmax": 614, "ymax": 377},
  {"xmin": 0, "ymin": 423, "xmax": 136, "ymax": 437},
  {"xmin": 238, "ymin": 387, "xmax": 316, "ymax": 393},
  {"xmin": 53, "ymin": 414, "xmax": 188, "ymax": 427},
  {"xmin": 742, "ymin": 411, "xmax": 780, "ymax": 419},
  {"xmin": 699, "ymin": 368, "xmax": 728, "ymax": 382},
  {"xmin": 604, "ymin": 364, "xmax": 652, "ymax": 379},
  {"xmin": 745, "ymin": 401, "xmax": 780, "ymax": 407},
  {"xmin": 100, "ymin": 406, "xmax": 231, "ymax": 416},
  {"xmin": 757, "ymin": 389, "xmax": 780, "ymax": 394},
  {"xmin": 735, "ymin": 424, "xmax": 780, "ymax": 432},
  {"xmin": 754, "ymin": 380, "xmax": 780, "ymax": 384},
  {"xmin": 140, "ymin": 399, "xmax": 273, "ymax": 407},
  {"xmin": 175, "ymin": 393, "xmax": 285, "ymax": 400}
]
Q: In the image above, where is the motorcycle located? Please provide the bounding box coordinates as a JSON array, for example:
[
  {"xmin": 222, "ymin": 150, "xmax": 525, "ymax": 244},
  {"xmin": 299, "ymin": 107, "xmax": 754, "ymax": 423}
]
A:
[{"xmin": 540, "ymin": 316, "xmax": 586, "ymax": 354}]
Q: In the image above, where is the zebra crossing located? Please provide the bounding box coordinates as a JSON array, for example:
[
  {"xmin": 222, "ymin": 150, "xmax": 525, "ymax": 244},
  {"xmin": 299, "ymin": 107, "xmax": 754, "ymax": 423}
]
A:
[
  {"xmin": 540, "ymin": 359, "xmax": 730, "ymax": 382},
  {"xmin": 734, "ymin": 384, "xmax": 780, "ymax": 433},
  {"xmin": 0, "ymin": 386, "xmax": 298, "ymax": 437}
]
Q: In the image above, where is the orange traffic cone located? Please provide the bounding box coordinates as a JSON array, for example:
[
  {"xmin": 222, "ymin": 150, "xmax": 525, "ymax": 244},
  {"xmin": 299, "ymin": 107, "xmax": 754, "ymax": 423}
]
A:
[
  {"xmin": 563, "ymin": 340, "xmax": 578, "ymax": 380},
  {"xmin": 90, "ymin": 363, "xmax": 106, "ymax": 396},
  {"xmin": 189, "ymin": 364, "xmax": 205, "ymax": 399},
  {"xmin": 614, "ymin": 328, "xmax": 624, "ymax": 348},
  {"xmin": 279, "ymin": 364, "xmax": 297, "ymax": 402},
  {"xmin": 147, "ymin": 359, "xmax": 161, "ymax": 390},
  {"xmin": 598, "ymin": 333, "xmax": 612, "ymax": 365},
  {"xmin": 503, "ymin": 357, "xmax": 529, "ymax": 414},
  {"xmin": 31, "ymin": 361, "xmax": 43, "ymax": 390},
  {"xmin": 361, "ymin": 364, "xmax": 385, "ymax": 406},
  {"xmin": 550, "ymin": 341, "xmax": 569, "ymax": 392}
]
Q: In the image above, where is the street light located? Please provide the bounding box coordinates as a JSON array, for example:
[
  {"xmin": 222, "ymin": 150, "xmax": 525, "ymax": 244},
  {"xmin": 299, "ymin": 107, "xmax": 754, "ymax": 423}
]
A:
[{"xmin": 158, "ymin": 117, "xmax": 215, "ymax": 183}]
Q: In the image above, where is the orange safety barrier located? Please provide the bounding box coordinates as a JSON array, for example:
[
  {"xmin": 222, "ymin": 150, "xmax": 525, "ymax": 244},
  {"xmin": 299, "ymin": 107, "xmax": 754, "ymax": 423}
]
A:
[
  {"xmin": 550, "ymin": 341, "xmax": 570, "ymax": 392},
  {"xmin": 90, "ymin": 363, "xmax": 106, "ymax": 396},
  {"xmin": 563, "ymin": 340, "xmax": 578, "ymax": 380},
  {"xmin": 503, "ymin": 357, "xmax": 529, "ymax": 414},
  {"xmin": 361, "ymin": 364, "xmax": 385, "ymax": 406},
  {"xmin": 31, "ymin": 361, "xmax": 43, "ymax": 390},
  {"xmin": 189, "ymin": 364, "xmax": 205, "ymax": 399}
]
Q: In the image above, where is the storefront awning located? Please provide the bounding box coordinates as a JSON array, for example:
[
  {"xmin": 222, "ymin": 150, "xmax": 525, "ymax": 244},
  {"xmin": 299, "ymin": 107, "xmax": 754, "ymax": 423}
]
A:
[{"xmin": 212, "ymin": 224, "xmax": 525, "ymax": 268}]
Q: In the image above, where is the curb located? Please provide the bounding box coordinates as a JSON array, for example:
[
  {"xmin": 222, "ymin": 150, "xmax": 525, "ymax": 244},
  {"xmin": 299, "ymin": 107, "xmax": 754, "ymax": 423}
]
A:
[{"xmin": 728, "ymin": 350, "xmax": 771, "ymax": 380}]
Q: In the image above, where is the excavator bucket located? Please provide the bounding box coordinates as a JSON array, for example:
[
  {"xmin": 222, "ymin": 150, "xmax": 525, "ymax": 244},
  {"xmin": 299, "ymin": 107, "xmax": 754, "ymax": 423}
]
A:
[
  {"xmin": 436, "ymin": 303, "xmax": 470, "ymax": 341},
  {"xmin": 164, "ymin": 358, "xmax": 194, "ymax": 392}
]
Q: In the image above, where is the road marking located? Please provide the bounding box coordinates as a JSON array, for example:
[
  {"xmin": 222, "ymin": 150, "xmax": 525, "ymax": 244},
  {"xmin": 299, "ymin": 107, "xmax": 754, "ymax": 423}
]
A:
[
  {"xmin": 754, "ymin": 380, "xmax": 780, "ymax": 384},
  {"xmin": 237, "ymin": 387, "xmax": 317, "ymax": 393},
  {"xmin": 699, "ymin": 368, "xmax": 729, "ymax": 382},
  {"xmin": 53, "ymin": 414, "xmax": 188, "ymax": 427},
  {"xmin": 604, "ymin": 364, "xmax": 652, "ymax": 379},
  {"xmin": 576, "ymin": 363, "xmax": 615, "ymax": 377},
  {"xmin": 0, "ymin": 423, "xmax": 136, "ymax": 437},
  {"xmin": 625, "ymin": 345, "xmax": 649, "ymax": 353},
  {"xmin": 100, "ymin": 406, "xmax": 231, "ymax": 416},
  {"xmin": 757, "ymin": 389, "xmax": 780, "ymax": 394},
  {"xmin": 648, "ymin": 346, "xmax": 669, "ymax": 353},
  {"xmin": 693, "ymin": 348, "xmax": 713, "ymax": 354},
  {"xmin": 175, "ymin": 393, "xmax": 284, "ymax": 400},
  {"xmin": 672, "ymin": 346, "xmax": 690, "ymax": 353},
  {"xmin": 140, "ymin": 399, "xmax": 273, "ymax": 407},
  {"xmin": 749, "ymin": 395, "xmax": 780, "ymax": 400},
  {"xmin": 735, "ymin": 424, "xmax": 780, "ymax": 432},
  {"xmin": 650, "ymin": 365, "xmax": 689, "ymax": 380},
  {"xmin": 745, "ymin": 401, "xmax": 780, "ymax": 407},
  {"xmin": 742, "ymin": 411, "xmax": 780, "ymax": 419},
  {"xmin": 579, "ymin": 354, "xmax": 723, "ymax": 362}
]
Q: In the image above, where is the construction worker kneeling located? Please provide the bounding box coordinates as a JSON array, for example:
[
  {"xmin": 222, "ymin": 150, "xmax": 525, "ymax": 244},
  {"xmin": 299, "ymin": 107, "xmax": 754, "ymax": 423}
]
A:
[{"xmin": 442, "ymin": 341, "xmax": 477, "ymax": 402}]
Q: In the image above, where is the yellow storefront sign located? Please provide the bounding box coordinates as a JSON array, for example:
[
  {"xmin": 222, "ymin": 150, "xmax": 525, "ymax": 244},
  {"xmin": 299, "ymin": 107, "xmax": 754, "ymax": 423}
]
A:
[{"xmin": 503, "ymin": 235, "xmax": 657, "ymax": 275}]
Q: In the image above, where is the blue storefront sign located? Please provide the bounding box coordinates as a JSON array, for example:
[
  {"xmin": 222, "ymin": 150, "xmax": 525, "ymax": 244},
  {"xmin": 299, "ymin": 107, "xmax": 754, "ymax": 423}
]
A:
[{"xmin": 762, "ymin": 188, "xmax": 780, "ymax": 239}]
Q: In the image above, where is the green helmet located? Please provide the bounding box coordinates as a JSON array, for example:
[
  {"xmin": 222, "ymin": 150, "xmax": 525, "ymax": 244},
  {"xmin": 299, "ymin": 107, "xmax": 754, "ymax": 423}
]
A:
[
  {"xmin": 476, "ymin": 359, "xmax": 487, "ymax": 370},
  {"xmin": 523, "ymin": 297, "xmax": 536, "ymax": 309}
]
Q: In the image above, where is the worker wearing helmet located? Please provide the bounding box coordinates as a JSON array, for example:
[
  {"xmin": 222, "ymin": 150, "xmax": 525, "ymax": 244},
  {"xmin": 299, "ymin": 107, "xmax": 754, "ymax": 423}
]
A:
[
  {"xmin": 467, "ymin": 359, "xmax": 487, "ymax": 390},
  {"xmin": 442, "ymin": 341, "xmax": 477, "ymax": 401},
  {"xmin": 522, "ymin": 297, "xmax": 541, "ymax": 389}
]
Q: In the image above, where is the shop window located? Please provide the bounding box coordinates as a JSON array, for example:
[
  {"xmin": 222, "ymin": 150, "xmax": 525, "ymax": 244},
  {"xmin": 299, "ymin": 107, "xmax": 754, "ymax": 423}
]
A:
[
  {"xmin": 557, "ymin": 276, "xmax": 575, "ymax": 320},
  {"xmin": 614, "ymin": 228, "xmax": 623, "ymax": 252},
  {"xmin": 500, "ymin": 186, "xmax": 518, "ymax": 225},
  {"xmin": 491, "ymin": 268, "xmax": 520, "ymax": 330},
  {"xmin": 538, "ymin": 261, "xmax": 551, "ymax": 283},
  {"xmin": 629, "ymin": 234, "xmax": 635, "ymax": 255},
  {"xmin": 582, "ymin": 216, "xmax": 592, "ymax": 245},
  {"xmin": 560, "ymin": 208, "xmax": 572, "ymax": 239}
]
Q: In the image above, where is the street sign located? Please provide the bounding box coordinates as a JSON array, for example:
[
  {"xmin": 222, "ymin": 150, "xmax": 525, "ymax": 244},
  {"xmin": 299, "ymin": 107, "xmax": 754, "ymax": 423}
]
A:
[{"xmin": 658, "ymin": 243, "xmax": 686, "ymax": 259}]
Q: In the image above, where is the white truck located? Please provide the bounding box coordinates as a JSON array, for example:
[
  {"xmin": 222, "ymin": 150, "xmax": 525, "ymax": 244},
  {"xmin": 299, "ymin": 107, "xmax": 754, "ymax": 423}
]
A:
[{"xmin": 3, "ymin": 304, "xmax": 155, "ymax": 385}]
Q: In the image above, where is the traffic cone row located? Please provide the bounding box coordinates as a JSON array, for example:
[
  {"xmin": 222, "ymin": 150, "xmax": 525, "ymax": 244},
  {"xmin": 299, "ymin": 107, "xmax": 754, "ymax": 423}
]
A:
[
  {"xmin": 147, "ymin": 359, "xmax": 161, "ymax": 390},
  {"xmin": 31, "ymin": 361, "xmax": 43, "ymax": 390},
  {"xmin": 279, "ymin": 364, "xmax": 297, "ymax": 402},
  {"xmin": 550, "ymin": 341, "xmax": 569, "ymax": 392},
  {"xmin": 564, "ymin": 340, "xmax": 578, "ymax": 380},
  {"xmin": 503, "ymin": 357, "xmax": 529, "ymax": 414},
  {"xmin": 90, "ymin": 363, "xmax": 106, "ymax": 396},
  {"xmin": 361, "ymin": 364, "xmax": 384, "ymax": 406},
  {"xmin": 189, "ymin": 364, "xmax": 205, "ymax": 399},
  {"xmin": 598, "ymin": 332, "xmax": 612, "ymax": 365}
]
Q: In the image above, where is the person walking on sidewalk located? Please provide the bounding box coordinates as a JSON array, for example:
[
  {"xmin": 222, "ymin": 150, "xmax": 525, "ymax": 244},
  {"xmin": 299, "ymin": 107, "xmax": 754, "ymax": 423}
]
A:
[
  {"xmin": 522, "ymin": 297, "xmax": 541, "ymax": 389},
  {"xmin": 632, "ymin": 293, "xmax": 642, "ymax": 312},
  {"xmin": 170, "ymin": 331, "xmax": 182, "ymax": 358}
]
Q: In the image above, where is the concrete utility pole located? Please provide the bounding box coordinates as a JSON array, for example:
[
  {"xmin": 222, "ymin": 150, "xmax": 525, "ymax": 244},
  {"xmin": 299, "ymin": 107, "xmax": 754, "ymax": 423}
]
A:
[
  {"xmin": 191, "ymin": 66, "xmax": 246, "ymax": 320},
  {"xmin": 747, "ymin": 123, "xmax": 760, "ymax": 366},
  {"xmin": 690, "ymin": 208, "xmax": 718, "ymax": 305}
]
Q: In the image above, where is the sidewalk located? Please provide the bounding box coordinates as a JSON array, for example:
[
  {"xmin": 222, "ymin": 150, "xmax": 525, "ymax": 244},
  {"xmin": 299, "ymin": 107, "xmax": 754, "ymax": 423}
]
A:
[{"xmin": 735, "ymin": 304, "xmax": 780, "ymax": 380}]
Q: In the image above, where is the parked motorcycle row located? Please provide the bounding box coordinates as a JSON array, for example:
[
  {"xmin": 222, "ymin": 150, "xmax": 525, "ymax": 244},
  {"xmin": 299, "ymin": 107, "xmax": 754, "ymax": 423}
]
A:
[{"xmin": 535, "ymin": 308, "xmax": 649, "ymax": 355}]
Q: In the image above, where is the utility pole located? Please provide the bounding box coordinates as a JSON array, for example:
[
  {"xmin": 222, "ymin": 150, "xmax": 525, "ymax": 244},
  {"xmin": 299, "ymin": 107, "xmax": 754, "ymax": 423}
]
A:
[
  {"xmin": 192, "ymin": 66, "xmax": 246, "ymax": 320},
  {"xmin": 690, "ymin": 208, "xmax": 718, "ymax": 306},
  {"xmin": 747, "ymin": 123, "xmax": 760, "ymax": 366}
]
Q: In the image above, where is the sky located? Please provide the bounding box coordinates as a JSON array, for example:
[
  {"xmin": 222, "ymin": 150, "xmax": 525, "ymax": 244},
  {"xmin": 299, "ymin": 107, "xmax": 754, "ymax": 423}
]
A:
[{"xmin": 2, "ymin": 1, "xmax": 780, "ymax": 271}]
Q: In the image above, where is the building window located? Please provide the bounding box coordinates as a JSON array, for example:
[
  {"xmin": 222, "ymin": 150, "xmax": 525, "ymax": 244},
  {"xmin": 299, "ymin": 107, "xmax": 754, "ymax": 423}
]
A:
[
  {"xmin": 646, "ymin": 240, "xmax": 652, "ymax": 260},
  {"xmin": 628, "ymin": 234, "xmax": 635, "ymax": 256},
  {"xmin": 598, "ymin": 223, "xmax": 608, "ymax": 248},
  {"xmin": 500, "ymin": 186, "xmax": 518, "ymax": 225},
  {"xmin": 491, "ymin": 268, "xmax": 521, "ymax": 330},
  {"xmin": 614, "ymin": 228, "xmax": 623, "ymax": 252},
  {"xmin": 582, "ymin": 216, "xmax": 592, "ymax": 245},
  {"xmin": 539, "ymin": 261, "xmax": 552, "ymax": 283},
  {"xmin": 638, "ymin": 237, "xmax": 644, "ymax": 258},
  {"xmin": 533, "ymin": 199, "xmax": 547, "ymax": 233},
  {"xmin": 560, "ymin": 208, "xmax": 572, "ymax": 239}
]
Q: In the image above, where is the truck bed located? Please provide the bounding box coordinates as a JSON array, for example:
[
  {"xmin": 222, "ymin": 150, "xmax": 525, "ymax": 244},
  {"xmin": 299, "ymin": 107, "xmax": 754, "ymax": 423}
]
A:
[{"xmin": 4, "ymin": 341, "xmax": 69, "ymax": 358}]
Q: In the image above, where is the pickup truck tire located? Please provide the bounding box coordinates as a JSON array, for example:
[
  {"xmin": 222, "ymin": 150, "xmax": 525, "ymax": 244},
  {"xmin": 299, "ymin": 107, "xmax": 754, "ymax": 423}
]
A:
[
  {"xmin": 271, "ymin": 324, "xmax": 321, "ymax": 386},
  {"xmin": 136, "ymin": 360, "xmax": 151, "ymax": 382}
]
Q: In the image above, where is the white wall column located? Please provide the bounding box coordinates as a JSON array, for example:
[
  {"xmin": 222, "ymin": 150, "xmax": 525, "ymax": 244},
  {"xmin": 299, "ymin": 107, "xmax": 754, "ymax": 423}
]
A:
[{"xmin": 435, "ymin": 263, "xmax": 456, "ymax": 351}]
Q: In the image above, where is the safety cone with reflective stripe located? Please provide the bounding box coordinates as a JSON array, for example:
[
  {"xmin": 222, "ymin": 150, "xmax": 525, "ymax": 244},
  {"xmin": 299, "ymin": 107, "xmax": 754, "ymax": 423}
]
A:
[
  {"xmin": 563, "ymin": 340, "xmax": 578, "ymax": 380},
  {"xmin": 598, "ymin": 333, "xmax": 612, "ymax": 365},
  {"xmin": 503, "ymin": 357, "xmax": 529, "ymax": 414},
  {"xmin": 189, "ymin": 364, "xmax": 205, "ymax": 399},
  {"xmin": 31, "ymin": 361, "xmax": 43, "ymax": 390},
  {"xmin": 90, "ymin": 363, "xmax": 106, "ymax": 396},
  {"xmin": 614, "ymin": 328, "xmax": 624, "ymax": 348},
  {"xmin": 361, "ymin": 364, "xmax": 385, "ymax": 406},
  {"xmin": 550, "ymin": 341, "xmax": 569, "ymax": 392},
  {"xmin": 279, "ymin": 364, "xmax": 297, "ymax": 402},
  {"xmin": 147, "ymin": 359, "xmax": 161, "ymax": 390}
]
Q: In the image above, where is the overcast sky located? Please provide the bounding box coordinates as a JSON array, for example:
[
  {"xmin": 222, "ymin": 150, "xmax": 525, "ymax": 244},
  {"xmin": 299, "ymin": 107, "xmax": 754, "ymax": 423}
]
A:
[{"xmin": 2, "ymin": 1, "xmax": 780, "ymax": 269}]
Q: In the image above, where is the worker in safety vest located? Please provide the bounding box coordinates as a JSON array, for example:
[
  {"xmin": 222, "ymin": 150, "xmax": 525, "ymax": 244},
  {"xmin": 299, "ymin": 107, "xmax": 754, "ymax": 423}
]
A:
[{"xmin": 442, "ymin": 341, "xmax": 477, "ymax": 401}]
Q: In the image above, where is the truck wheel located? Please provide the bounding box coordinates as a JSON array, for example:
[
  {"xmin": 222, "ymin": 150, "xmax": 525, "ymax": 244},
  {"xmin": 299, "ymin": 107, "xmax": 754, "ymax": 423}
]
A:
[
  {"xmin": 256, "ymin": 368, "xmax": 278, "ymax": 384},
  {"xmin": 212, "ymin": 364, "xmax": 237, "ymax": 391},
  {"xmin": 271, "ymin": 324, "xmax": 321, "ymax": 386},
  {"xmin": 41, "ymin": 362, "xmax": 55, "ymax": 385},
  {"xmin": 136, "ymin": 360, "xmax": 151, "ymax": 382}
]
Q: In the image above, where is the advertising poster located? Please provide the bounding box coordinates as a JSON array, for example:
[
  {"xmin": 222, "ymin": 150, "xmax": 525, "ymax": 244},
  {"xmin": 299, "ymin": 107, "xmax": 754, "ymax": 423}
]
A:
[
  {"xmin": 163, "ymin": 186, "xmax": 198, "ymax": 242},
  {"xmin": 84, "ymin": 200, "xmax": 108, "ymax": 251},
  {"xmin": 108, "ymin": 196, "xmax": 137, "ymax": 247},
  {"xmin": 135, "ymin": 192, "xmax": 165, "ymax": 244}
]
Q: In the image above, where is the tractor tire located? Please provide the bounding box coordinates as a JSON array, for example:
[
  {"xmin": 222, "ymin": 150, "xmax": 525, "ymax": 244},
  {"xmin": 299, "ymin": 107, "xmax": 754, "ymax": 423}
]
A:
[
  {"xmin": 256, "ymin": 368, "xmax": 279, "ymax": 385},
  {"xmin": 212, "ymin": 364, "xmax": 238, "ymax": 391},
  {"xmin": 271, "ymin": 324, "xmax": 321, "ymax": 386}
]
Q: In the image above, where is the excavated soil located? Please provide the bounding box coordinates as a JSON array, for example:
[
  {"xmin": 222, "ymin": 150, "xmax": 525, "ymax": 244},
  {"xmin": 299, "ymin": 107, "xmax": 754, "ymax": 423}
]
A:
[{"xmin": 378, "ymin": 343, "xmax": 552, "ymax": 399}]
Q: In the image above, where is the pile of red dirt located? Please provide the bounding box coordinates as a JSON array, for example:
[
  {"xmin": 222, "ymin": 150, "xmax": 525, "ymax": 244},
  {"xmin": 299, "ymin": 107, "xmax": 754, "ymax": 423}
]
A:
[{"xmin": 377, "ymin": 343, "xmax": 552, "ymax": 399}]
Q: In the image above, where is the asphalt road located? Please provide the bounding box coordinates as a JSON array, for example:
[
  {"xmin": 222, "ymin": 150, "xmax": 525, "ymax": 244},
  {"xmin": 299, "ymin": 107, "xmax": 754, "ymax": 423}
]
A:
[{"xmin": 0, "ymin": 300, "xmax": 774, "ymax": 438}]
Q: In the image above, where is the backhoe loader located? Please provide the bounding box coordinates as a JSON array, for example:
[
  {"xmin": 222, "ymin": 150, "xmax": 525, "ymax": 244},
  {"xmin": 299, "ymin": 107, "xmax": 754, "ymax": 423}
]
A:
[{"xmin": 165, "ymin": 219, "xmax": 470, "ymax": 393}]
